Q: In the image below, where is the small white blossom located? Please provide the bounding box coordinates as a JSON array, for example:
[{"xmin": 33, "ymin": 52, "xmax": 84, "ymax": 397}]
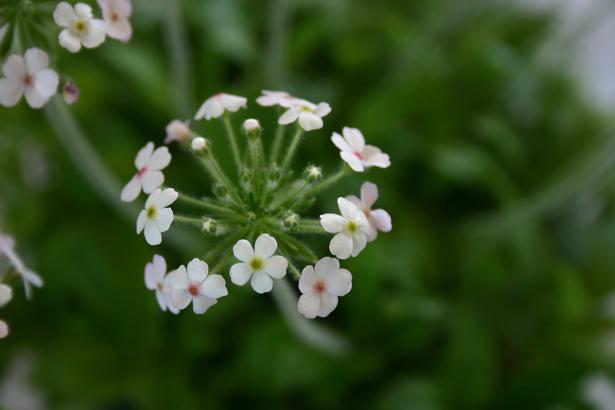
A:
[
  {"xmin": 164, "ymin": 120, "xmax": 192, "ymax": 144},
  {"xmin": 144, "ymin": 254, "xmax": 178, "ymax": 314},
  {"xmin": 54, "ymin": 2, "xmax": 107, "ymax": 53},
  {"xmin": 167, "ymin": 258, "xmax": 228, "ymax": 314},
  {"xmin": 136, "ymin": 188, "xmax": 178, "ymax": 246},
  {"xmin": 297, "ymin": 257, "xmax": 352, "ymax": 319},
  {"xmin": 0, "ymin": 234, "xmax": 43, "ymax": 299},
  {"xmin": 194, "ymin": 93, "xmax": 247, "ymax": 121},
  {"xmin": 230, "ymin": 234, "xmax": 287, "ymax": 294},
  {"xmin": 0, "ymin": 320, "xmax": 7, "ymax": 339},
  {"xmin": 256, "ymin": 90, "xmax": 296, "ymax": 108},
  {"xmin": 278, "ymin": 99, "xmax": 331, "ymax": 131},
  {"xmin": 332, "ymin": 127, "xmax": 391, "ymax": 172},
  {"xmin": 0, "ymin": 48, "xmax": 59, "ymax": 108},
  {"xmin": 346, "ymin": 182, "xmax": 392, "ymax": 242},
  {"xmin": 121, "ymin": 142, "xmax": 171, "ymax": 202},
  {"xmin": 191, "ymin": 137, "xmax": 208, "ymax": 152},
  {"xmin": 98, "ymin": 0, "xmax": 132, "ymax": 42},
  {"xmin": 320, "ymin": 198, "xmax": 369, "ymax": 259},
  {"xmin": 242, "ymin": 119, "xmax": 261, "ymax": 136},
  {"xmin": 0, "ymin": 284, "xmax": 12, "ymax": 307}
]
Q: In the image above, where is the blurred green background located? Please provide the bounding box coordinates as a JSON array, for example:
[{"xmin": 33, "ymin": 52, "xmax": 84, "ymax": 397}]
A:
[{"xmin": 1, "ymin": 0, "xmax": 615, "ymax": 409}]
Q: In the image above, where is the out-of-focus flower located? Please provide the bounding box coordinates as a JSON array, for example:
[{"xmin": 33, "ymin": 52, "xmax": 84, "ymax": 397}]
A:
[
  {"xmin": 256, "ymin": 90, "xmax": 296, "ymax": 108},
  {"xmin": 346, "ymin": 182, "xmax": 392, "ymax": 242},
  {"xmin": 0, "ymin": 234, "xmax": 43, "ymax": 299},
  {"xmin": 167, "ymin": 258, "xmax": 228, "ymax": 314},
  {"xmin": 332, "ymin": 127, "xmax": 391, "ymax": 172},
  {"xmin": 191, "ymin": 137, "xmax": 209, "ymax": 152},
  {"xmin": 583, "ymin": 374, "xmax": 615, "ymax": 410},
  {"xmin": 0, "ymin": 48, "xmax": 59, "ymax": 108},
  {"xmin": 0, "ymin": 321, "xmax": 7, "ymax": 339},
  {"xmin": 320, "ymin": 198, "xmax": 369, "ymax": 259},
  {"xmin": 242, "ymin": 119, "xmax": 261, "ymax": 137},
  {"xmin": 98, "ymin": 0, "xmax": 132, "ymax": 42},
  {"xmin": 0, "ymin": 24, "xmax": 8, "ymax": 44},
  {"xmin": 0, "ymin": 284, "xmax": 12, "ymax": 307},
  {"xmin": 164, "ymin": 120, "xmax": 192, "ymax": 144},
  {"xmin": 194, "ymin": 93, "xmax": 247, "ymax": 121},
  {"xmin": 136, "ymin": 188, "xmax": 178, "ymax": 245},
  {"xmin": 278, "ymin": 99, "xmax": 331, "ymax": 131},
  {"xmin": 62, "ymin": 80, "xmax": 80, "ymax": 105},
  {"xmin": 230, "ymin": 234, "xmax": 287, "ymax": 294},
  {"xmin": 54, "ymin": 2, "xmax": 107, "ymax": 53},
  {"xmin": 298, "ymin": 257, "xmax": 352, "ymax": 319},
  {"xmin": 121, "ymin": 142, "xmax": 171, "ymax": 202},
  {"xmin": 144, "ymin": 254, "xmax": 178, "ymax": 314}
]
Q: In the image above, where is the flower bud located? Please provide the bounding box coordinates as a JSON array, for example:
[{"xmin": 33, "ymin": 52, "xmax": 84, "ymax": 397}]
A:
[
  {"xmin": 239, "ymin": 168, "xmax": 252, "ymax": 190},
  {"xmin": 0, "ymin": 284, "xmax": 12, "ymax": 307},
  {"xmin": 191, "ymin": 137, "xmax": 209, "ymax": 152},
  {"xmin": 201, "ymin": 218, "xmax": 217, "ymax": 235},
  {"xmin": 282, "ymin": 211, "xmax": 299, "ymax": 229},
  {"xmin": 62, "ymin": 80, "xmax": 80, "ymax": 105},
  {"xmin": 242, "ymin": 118, "xmax": 261, "ymax": 138},
  {"xmin": 212, "ymin": 182, "xmax": 228, "ymax": 198},
  {"xmin": 304, "ymin": 165, "xmax": 322, "ymax": 182},
  {"xmin": 165, "ymin": 120, "xmax": 192, "ymax": 144}
]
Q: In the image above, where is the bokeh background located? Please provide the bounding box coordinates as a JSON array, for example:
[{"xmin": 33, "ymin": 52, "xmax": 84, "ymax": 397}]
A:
[{"xmin": 1, "ymin": 0, "xmax": 615, "ymax": 409}]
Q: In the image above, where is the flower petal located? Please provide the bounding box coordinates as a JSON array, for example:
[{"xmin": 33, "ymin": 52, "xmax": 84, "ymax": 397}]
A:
[
  {"xmin": 230, "ymin": 263, "xmax": 252, "ymax": 286},
  {"xmin": 315, "ymin": 102, "xmax": 332, "ymax": 117},
  {"xmin": 250, "ymin": 271, "xmax": 273, "ymax": 294},
  {"xmin": 135, "ymin": 142, "xmax": 154, "ymax": 169},
  {"xmin": 314, "ymin": 257, "xmax": 340, "ymax": 277},
  {"xmin": 371, "ymin": 209, "xmax": 392, "ymax": 232},
  {"xmin": 121, "ymin": 175, "xmax": 141, "ymax": 202},
  {"xmin": 75, "ymin": 3, "xmax": 94, "ymax": 19},
  {"xmin": 24, "ymin": 48, "xmax": 49, "ymax": 73},
  {"xmin": 53, "ymin": 2, "xmax": 76, "ymax": 27},
  {"xmin": 33, "ymin": 69, "xmax": 59, "ymax": 99},
  {"xmin": 318, "ymin": 293, "xmax": 338, "ymax": 317},
  {"xmin": 2, "ymin": 55, "xmax": 25, "ymax": 79},
  {"xmin": 0, "ymin": 78, "xmax": 23, "ymax": 107},
  {"xmin": 233, "ymin": 239, "xmax": 254, "ymax": 262},
  {"xmin": 106, "ymin": 19, "xmax": 132, "ymax": 42},
  {"xmin": 192, "ymin": 296, "xmax": 217, "ymax": 314},
  {"xmin": 338, "ymin": 197, "xmax": 359, "ymax": 220},
  {"xmin": 166, "ymin": 266, "xmax": 188, "ymax": 290},
  {"xmin": 144, "ymin": 221, "xmax": 162, "ymax": 245},
  {"xmin": 154, "ymin": 208, "xmax": 173, "ymax": 232},
  {"xmin": 254, "ymin": 233, "xmax": 277, "ymax": 258},
  {"xmin": 171, "ymin": 289, "xmax": 191, "ymax": 310},
  {"xmin": 342, "ymin": 127, "xmax": 365, "ymax": 151},
  {"xmin": 363, "ymin": 145, "xmax": 390, "ymax": 168},
  {"xmin": 136, "ymin": 210, "xmax": 146, "ymax": 233},
  {"xmin": 340, "ymin": 151, "xmax": 364, "ymax": 172},
  {"xmin": 24, "ymin": 87, "xmax": 47, "ymax": 109},
  {"xmin": 330, "ymin": 233, "xmax": 353, "ymax": 260},
  {"xmin": 320, "ymin": 213, "xmax": 346, "ymax": 233},
  {"xmin": 144, "ymin": 254, "xmax": 166, "ymax": 289},
  {"xmin": 278, "ymin": 108, "xmax": 298, "ymax": 125},
  {"xmin": 201, "ymin": 274, "xmax": 228, "ymax": 299},
  {"xmin": 186, "ymin": 258, "xmax": 208, "ymax": 283},
  {"xmin": 59, "ymin": 29, "xmax": 82, "ymax": 53},
  {"xmin": 326, "ymin": 268, "xmax": 352, "ymax": 296},
  {"xmin": 264, "ymin": 255, "xmax": 287, "ymax": 279},
  {"xmin": 148, "ymin": 146, "xmax": 171, "ymax": 170},
  {"xmin": 155, "ymin": 188, "xmax": 178, "ymax": 208},
  {"xmin": 219, "ymin": 94, "xmax": 247, "ymax": 112},
  {"xmin": 351, "ymin": 232, "xmax": 367, "ymax": 257},
  {"xmin": 298, "ymin": 112, "xmax": 323, "ymax": 131},
  {"xmin": 82, "ymin": 20, "xmax": 107, "ymax": 48},
  {"xmin": 360, "ymin": 182, "xmax": 378, "ymax": 209},
  {"xmin": 141, "ymin": 170, "xmax": 164, "ymax": 194},
  {"xmin": 298, "ymin": 293, "xmax": 320, "ymax": 319},
  {"xmin": 331, "ymin": 132, "xmax": 352, "ymax": 152},
  {"xmin": 298, "ymin": 265, "xmax": 316, "ymax": 294}
]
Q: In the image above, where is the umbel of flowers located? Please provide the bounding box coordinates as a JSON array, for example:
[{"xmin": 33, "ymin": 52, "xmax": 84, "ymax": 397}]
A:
[{"xmin": 123, "ymin": 91, "xmax": 392, "ymax": 319}]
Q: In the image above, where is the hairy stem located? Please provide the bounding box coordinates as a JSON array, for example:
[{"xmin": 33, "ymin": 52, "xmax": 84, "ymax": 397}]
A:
[
  {"xmin": 269, "ymin": 122, "xmax": 285, "ymax": 164},
  {"xmin": 177, "ymin": 192, "xmax": 236, "ymax": 216},
  {"xmin": 298, "ymin": 165, "xmax": 350, "ymax": 201},
  {"xmin": 222, "ymin": 114, "xmax": 242, "ymax": 172},
  {"xmin": 280, "ymin": 127, "xmax": 303, "ymax": 175},
  {"xmin": 294, "ymin": 219, "xmax": 326, "ymax": 235},
  {"xmin": 174, "ymin": 215, "xmax": 203, "ymax": 227}
]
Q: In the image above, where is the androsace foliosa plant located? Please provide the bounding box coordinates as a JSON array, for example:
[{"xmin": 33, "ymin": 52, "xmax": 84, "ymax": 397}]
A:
[{"xmin": 121, "ymin": 92, "xmax": 392, "ymax": 318}]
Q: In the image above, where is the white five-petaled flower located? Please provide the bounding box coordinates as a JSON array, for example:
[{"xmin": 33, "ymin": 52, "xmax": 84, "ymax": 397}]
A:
[
  {"xmin": 164, "ymin": 120, "xmax": 192, "ymax": 144},
  {"xmin": 121, "ymin": 142, "xmax": 171, "ymax": 202},
  {"xmin": 230, "ymin": 234, "xmax": 288, "ymax": 294},
  {"xmin": 278, "ymin": 99, "xmax": 332, "ymax": 131},
  {"xmin": 137, "ymin": 188, "xmax": 178, "ymax": 246},
  {"xmin": 332, "ymin": 127, "xmax": 391, "ymax": 172},
  {"xmin": 320, "ymin": 198, "xmax": 369, "ymax": 260},
  {"xmin": 54, "ymin": 2, "xmax": 107, "ymax": 53},
  {"xmin": 144, "ymin": 254, "xmax": 178, "ymax": 314},
  {"xmin": 297, "ymin": 257, "xmax": 352, "ymax": 319},
  {"xmin": 0, "ymin": 48, "xmax": 59, "ymax": 108},
  {"xmin": 98, "ymin": 0, "xmax": 132, "ymax": 42},
  {"xmin": 167, "ymin": 258, "xmax": 228, "ymax": 314},
  {"xmin": 0, "ymin": 234, "xmax": 43, "ymax": 299},
  {"xmin": 346, "ymin": 182, "xmax": 392, "ymax": 242},
  {"xmin": 194, "ymin": 93, "xmax": 247, "ymax": 121},
  {"xmin": 256, "ymin": 90, "xmax": 296, "ymax": 108}
]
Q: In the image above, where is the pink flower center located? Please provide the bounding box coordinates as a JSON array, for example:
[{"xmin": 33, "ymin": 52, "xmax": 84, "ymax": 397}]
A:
[
  {"xmin": 110, "ymin": 12, "xmax": 119, "ymax": 22},
  {"xmin": 353, "ymin": 151, "xmax": 363, "ymax": 160},
  {"xmin": 313, "ymin": 280, "xmax": 326, "ymax": 294},
  {"xmin": 137, "ymin": 166, "xmax": 148, "ymax": 177},
  {"xmin": 21, "ymin": 74, "xmax": 33, "ymax": 87},
  {"xmin": 188, "ymin": 283, "xmax": 200, "ymax": 297}
]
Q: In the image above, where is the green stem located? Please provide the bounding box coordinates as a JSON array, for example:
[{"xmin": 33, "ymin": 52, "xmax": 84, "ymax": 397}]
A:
[
  {"xmin": 163, "ymin": 0, "xmax": 192, "ymax": 117},
  {"xmin": 270, "ymin": 123, "xmax": 285, "ymax": 164},
  {"xmin": 222, "ymin": 114, "xmax": 242, "ymax": 172},
  {"xmin": 203, "ymin": 228, "xmax": 247, "ymax": 262},
  {"xmin": 280, "ymin": 127, "xmax": 303, "ymax": 175},
  {"xmin": 177, "ymin": 192, "xmax": 235, "ymax": 216},
  {"xmin": 298, "ymin": 165, "xmax": 350, "ymax": 200},
  {"xmin": 294, "ymin": 220, "xmax": 326, "ymax": 235},
  {"xmin": 196, "ymin": 153, "xmax": 242, "ymax": 205},
  {"xmin": 174, "ymin": 215, "xmax": 203, "ymax": 227},
  {"xmin": 248, "ymin": 137, "xmax": 266, "ymax": 196},
  {"xmin": 210, "ymin": 252, "xmax": 232, "ymax": 275}
]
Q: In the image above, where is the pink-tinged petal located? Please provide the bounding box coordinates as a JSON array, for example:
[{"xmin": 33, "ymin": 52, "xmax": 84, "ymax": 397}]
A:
[
  {"xmin": 365, "ymin": 222, "xmax": 378, "ymax": 242},
  {"xmin": 338, "ymin": 197, "xmax": 359, "ymax": 220},
  {"xmin": 264, "ymin": 255, "xmax": 287, "ymax": 279},
  {"xmin": 345, "ymin": 195, "xmax": 362, "ymax": 210},
  {"xmin": 166, "ymin": 266, "xmax": 188, "ymax": 290},
  {"xmin": 315, "ymin": 102, "xmax": 331, "ymax": 117},
  {"xmin": 148, "ymin": 146, "xmax": 171, "ymax": 170},
  {"xmin": 320, "ymin": 214, "xmax": 346, "ymax": 234},
  {"xmin": 251, "ymin": 271, "xmax": 273, "ymax": 294},
  {"xmin": 254, "ymin": 233, "xmax": 277, "ymax": 258},
  {"xmin": 318, "ymin": 293, "xmax": 338, "ymax": 317},
  {"xmin": 363, "ymin": 145, "xmax": 390, "ymax": 168},
  {"xmin": 141, "ymin": 170, "xmax": 164, "ymax": 194},
  {"xmin": 186, "ymin": 258, "xmax": 208, "ymax": 283},
  {"xmin": 166, "ymin": 294, "xmax": 180, "ymax": 314},
  {"xmin": 298, "ymin": 265, "xmax": 316, "ymax": 294},
  {"xmin": 360, "ymin": 182, "xmax": 379, "ymax": 209},
  {"xmin": 24, "ymin": 87, "xmax": 47, "ymax": 109},
  {"xmin": 371, "ymin": 209, "xmax": 392, "ymax": 232},
  {"xmin": 24, "ymin": 48, "xmax": 49, "ymax": 73},
  {"xmin": 2, "ymin": 55, "xmax": 25, "ymax": 79},
  {"xmin": 171, "ymin": 289, "xmax": 191, "ymax": 310},
  {"xmin": 340, "ymin": 151, "xmax": 364, "ymax": 172},
  {"xmin": 192, "ymin": 296, "xmax": 217, "ymax": 314},
  {"xmin": 233, "ymin": 239, "xmax": 254, "ymax": 262},
  {"xmin": 331, "ymin": 132, "xmax": 352, "ymax": 152},
  {"xmin": 106, "ymin": 19, "xmax": 132, "ymax": 42},
  {"xmin": 59, "ymin": 29, "xmax": 82, "ymax": 53},
  {"xmin": 0, "ymin": 78, "xmax": 24, "ymax": 107},
  {"xmin": 144, "ymin": 254, "xmax": 166, "ymax": 288},
  {"xmin": 53, "ymin": 2, "xmax": 76, "ymax": 27},
  {"xmin": 326, "ymin": 268, "xmax": 352, "ymax": 296},
  {"xmin": 230, "ymin": 263, "xmax": 252, "ymax": 286},
  {"xmin": 33, "ymin": 69, "xmax": 59, "ymax": 99},
  {"xmin": 219, "ymin": 94, "xmax": 247, "ymax": 112},
  {"xmin": 195, "ymin": 98, "xmax": 223, "ymax": 120},
  {"xmin": 121, "ymin": 175, "xmax": 141, "ymax": 202},
  {"xmin": 342, "ymin": 127, "xmax": 365, "ymax": 151},
  {"xmin": 298, "ymin": 293, "xmax": 320, "ymax": 319},
  {"xmin": 135, "ymin": 142, "xmax": 154, "ymax": 169},
  {"xmin": 136, "ymin": 210, "xmax": 146, "ymax": 233},
  {"xmin": 154, "ymin": 208, "xmax": 173, "ymax": 232},
  {"xmin": 298, "ymin": 112, "xmax": 323, "ymax": 131},
  {"xmin": 330, "ymin": 233, "xmax": 353, "ymax": 260},
  {"xmin": 144, "ymin": 222, "xmax": 162, "ymax": 245},
  {"xmin": 278, "ymin": 108, "xmax": 299, "ymax": 125},
  {"xmin": 314, "ymin": 257, "xmax": 340, "ymax": 277},
  {"xmin": 351, "ymin": 233, "xmax": 367, "ymax": 257},
  {"xmin": 74, "ymin": 3, "xmax": 93, "ymax": 19},
  {"xmin": 82, "ymin": 20, "xmax": 107, "ymax": 48},
  {"xmin": 201, "ymin": 274, "xmax": 227, "ymax": 299},
  {"xmin": 155, "ymin": 290, "xmax": 168, "ymax": 311},
  {"xmin": 155, "ymin": 188, "xmax": 178, "ymax": 208}
]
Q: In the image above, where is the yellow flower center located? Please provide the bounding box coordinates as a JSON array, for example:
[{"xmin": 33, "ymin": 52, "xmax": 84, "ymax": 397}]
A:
[
  {"xmin": 146, "ymin": 206, "xmax": 157, "ymax": 219},
  {"xmin": 249, "ymin": 257, "xmax": 264, "ymax": 271},
  {"xmin": 74, "ymin": 20, "xmax": 86, "ymax": 33},
  {"xmin": 346, "ymin": 221, "xmax": 358, "ymax": 234}
]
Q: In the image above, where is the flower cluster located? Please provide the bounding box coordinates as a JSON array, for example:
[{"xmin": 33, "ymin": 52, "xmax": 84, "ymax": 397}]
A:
[
  {"xmin": 0, "ymin": 232, "xmax": 43, "ymax": 339},
  {"xmin": 122, "ymin": 91, "xmax": 392, "ymax": 319},
  {"xmin": 0, "ymin": 0, "xmax": 132, "ymax": 109}
]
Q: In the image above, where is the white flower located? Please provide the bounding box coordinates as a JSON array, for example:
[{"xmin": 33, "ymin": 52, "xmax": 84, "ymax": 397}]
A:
[
  {"xmin": 320, "ymin": 197, "xmax": 369, "ymax": 259},
  {"xmin": 144, "ymin": 254, "xmax": 178, "ymax": 314},
  {"xmin": 332, "ymin": 127, "xmax": 391, "ymax": 172},
  {"xmin": 230, "ymin": 234, "xmax": 288, "ymax": 294},
  {"xmin": 98, "ymin": 0, "xmax": 132, "ymax": 42},
  {"xmin": 256, "ymin": 90, "xmax": 296, "ymax": 108},
  {"xmin": 0, "ymin": 48, "xmax": 59, "ymax": 108},
  {"xmin": 167, "ymin": 258, "xmax": 228, "ymax": 314},
  {"xmin": 136, "ymin": 188, "xmax": 178, "ymax": 246},
  {"xmin": 0, "ymin": 284, "xmax": 12, "ymax": 307},
  {"xmin": 346, "ymin": 182, "xmax": 392, "ymax": 242},
  {"xmin": 0, "ymin": 234, "xmax": 43, "ymax": 299},
  {"xmin": 0, "ymin": 320, "xmax": 7, "ymax": 339},
  {"xmin": 54, "ymin": 2, "xmax": 107, "ymax": 53},
  {"xmin": 297, "ymin": 257, "xmax": 352, "ymax": 319},
  {"xmin": 194, "ymin": 93, "xmax": 247, "ymax": 121},
  {"xmin": 278, "ymin": 99, "xmax": 331, "ymax": 131},
  {"xmin": 164, "ymin": 120, "xmax": 192, "ymax": 144},
  {"xmin": 191, "ymin": 137, "xmax": 209, "ymax": 152},
  {"xmin": 121, "ymin": 142, "xmax": 171, "ymax": 202}
]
